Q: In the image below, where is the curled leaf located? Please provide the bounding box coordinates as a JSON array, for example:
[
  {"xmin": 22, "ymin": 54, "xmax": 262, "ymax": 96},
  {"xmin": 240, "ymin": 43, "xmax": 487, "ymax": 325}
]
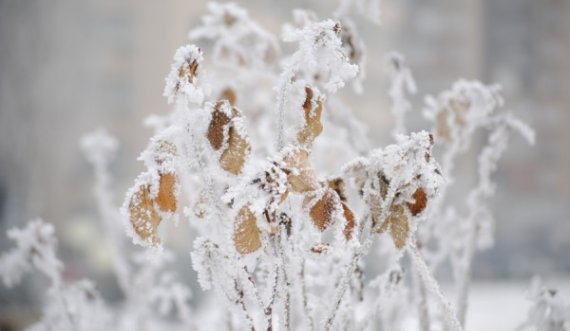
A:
[
  {"xmin": 342, "ymin": 202, "xmax": 356, "ymax": 241},
  {"xmin": 407, "ymin": 187, "xmax": 427, "ymax": 216},
  {"xmin": 310, "ymin": 243, "xmax": 330, "ymax": 254},
  {"xmin": 282, "ymin": 148, "xmax": 319, "ymax": 193},
  {"xmin": 128, "ymin": 185, "xmax": 161, "ymax": 245},
  {"xmin": 327, "ymin": 177, "xmax": 347, "ymax": 202},
  {"xmin": 207, "ymin": 101, "xmax": 251, "ymax": 175},
  {"xmin": 297, "ymin": 86, "xmax": 324, "ymax": 147},
  {"xmin": 234, "ymin": 206, "xmax": 261, "ymax": 255}
]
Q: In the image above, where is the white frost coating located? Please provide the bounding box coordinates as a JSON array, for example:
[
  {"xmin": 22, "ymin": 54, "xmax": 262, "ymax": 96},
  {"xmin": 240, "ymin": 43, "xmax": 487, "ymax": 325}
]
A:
[
  {"xmin": 0, "ymin": 3, "xmax": 548, "ymax": 331},
  {"xmin": 190, "ymin": 2, "xmax": 279, "ymax": 69},
  {"xmin": 0, "ymin": 219, "xmax": 62, "ymax": 288},
  {"xmin": 515, "ymin": 277, "xmax": 570, "ymax": 331},
  {"xmin": 282, "ymin": 19, "xmax": 358, "ymax": 94},
  {"xmin": 164, "ymin": 44, "xmax": 205, "ymax": 104}
]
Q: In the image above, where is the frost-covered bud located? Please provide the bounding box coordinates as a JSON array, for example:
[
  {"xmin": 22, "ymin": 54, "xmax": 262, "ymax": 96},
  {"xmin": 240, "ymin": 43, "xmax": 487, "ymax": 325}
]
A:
[{"xmin": 164, "ymin": 44, "xmax": 204, "ymax": 104}]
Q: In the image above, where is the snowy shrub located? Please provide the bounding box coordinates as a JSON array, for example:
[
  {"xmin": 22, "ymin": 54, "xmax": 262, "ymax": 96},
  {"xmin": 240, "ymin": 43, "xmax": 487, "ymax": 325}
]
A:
[{"xmin": 1, "ymin": 2, "xmax": 566, "ymax": 331}]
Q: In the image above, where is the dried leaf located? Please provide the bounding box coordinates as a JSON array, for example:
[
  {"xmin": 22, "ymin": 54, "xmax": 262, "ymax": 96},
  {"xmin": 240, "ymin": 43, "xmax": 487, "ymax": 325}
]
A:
[
  {"xmin": 219, "ymin": 126, "xmax": 251, "ymax": 175},
  {"xmin": 327, "ymin": 177, "xmax": 347, "ymax": 202},
  {"xmin": 156, "ymin": 173, "xmax": 177, "ymax": 212},
  {"xmin": 129, "ymin": 185, "xmax": 161, "ymax": 245},
  {"xmin": 305, "ymin": 190, "xmax": 337, "ymax": 231},
  {"xmin": 283, "ymin": 148, "xmax": 319, "ymax": 193},
  {"xmin": 234, "ymin": 206, "xmax": 261, "ymax": 255},
  {"xmin": 342, "ymin": 202, "xmax": 356, "ymax": 241},
  {"xmin": 378, "ymin": 204, "xmax": 409, "ymax": 249},
  {"xmin": 207, "ymin": 101, "xmax": 251, "ymax": 175},
  {"xmin": 178, "ymin": 59, "xmax": 199, "ymax": 86},
  {"xmin": 407, "ymin": 187, "xmax": 427, "ymax": 216},
  {"xmin": 297, "ymin": 86, "xmax": 324, "ymax": 146},
  {"xmin": 221, "ymin": 88, "xmax": 237, "ymax": 106},
  {"xmin": 207, "ymin": 102, "xmax": 232, "ymax": 150},
  {"xmin": 310, "ymin": 243, "xmax": 330, "ymax": 254}
]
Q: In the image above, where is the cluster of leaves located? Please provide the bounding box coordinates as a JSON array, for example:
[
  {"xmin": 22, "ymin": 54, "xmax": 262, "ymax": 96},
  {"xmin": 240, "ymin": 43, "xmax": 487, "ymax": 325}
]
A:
[{"xmin": 0, "ymin": 2, "xmax": 564, "ymax": 331}]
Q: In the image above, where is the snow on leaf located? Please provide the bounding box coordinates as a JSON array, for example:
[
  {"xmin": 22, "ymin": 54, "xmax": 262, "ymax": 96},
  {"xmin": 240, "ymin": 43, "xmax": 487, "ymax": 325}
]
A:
[
  {"xmin": 164, "ymin": 44, "xmax": 204, "ymax": 104},
  {"xmin": 233, "ymin": 205, "xmax": 261, "ymax": 255},
  {"xmin": 297, "ymin": 85, "xmax": 324, "ymax": 147},
  {"xmin": 281, "ymin": 147, "xmax": 319, "ymax": 193},
  {"xmin": 128, "ymin": 183, "xmax": 162, "ymax": 246}
]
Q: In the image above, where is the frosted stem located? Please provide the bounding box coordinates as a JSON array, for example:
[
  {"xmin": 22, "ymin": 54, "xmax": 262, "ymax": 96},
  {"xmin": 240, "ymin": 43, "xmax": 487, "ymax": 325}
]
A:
[{"xmin": 408, "ymin": 237, "xmax": 463, "ymax": 331}]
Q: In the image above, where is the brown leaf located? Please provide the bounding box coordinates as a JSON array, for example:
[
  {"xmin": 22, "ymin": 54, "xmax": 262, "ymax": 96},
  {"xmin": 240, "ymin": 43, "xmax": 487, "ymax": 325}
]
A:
[
  {"xmin": 129, "ymin": 185, "xmax": 161, "ymax": 245},
  {"xmin": 282, "ymin": 148, "xmax": 319, "ymax": 193},
  {"xmin": 207, "ymin": 102, "xmax": 232, "ymax": 150},
  {"xmin": 327, "ymin": 177, "xmax": 347, "ymax": 202},
  {"xmin": 207, "ymin": 101, "xmax": 251, "ymax": 175},
  {"xmin": 378, "ymin": 204, "xmax": 409, "ymax": 249},
  {"xmin": 305, "ymin": 190, "xmax": 337, "ymax": 231},
  {"xmin": 234, "ymin": 206, "xmax": 261, "ymax": 255},
  {"xmin": 156, "ymin": 173, "xmax": 177, "ymax": 212},
  {"xmin": 342, "ymin": 202, "xmax": 356, "ymax": 241},
  {"xmin": 310, "ymin": 243, "xmax": 330, "ymax": 254},
  {"xmin": 219, "ymin": 126, "xmax": 251, "ymax": 175},
  {"xmin": 297, "ymin": 86, "xmax": 324, "ymax": 146},
  {"xmin": 178, "ymin": 59, "xmax": 199, "ymax": 84},
  {"xmin": 221, "ymin": 88, "xmax": 237, "ymax": 106},
  {"xmin": 407, "ymin": 187, "xmax": 427, "ymax": 216}
]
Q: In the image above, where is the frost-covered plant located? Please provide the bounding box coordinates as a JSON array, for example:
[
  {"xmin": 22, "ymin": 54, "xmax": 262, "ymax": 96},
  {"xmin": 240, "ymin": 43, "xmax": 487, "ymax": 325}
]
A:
[
  {"xmin": 515, "ymin": 278, "xmax": 570, "ymax": 331},
  {"xmin": 0, "ymin": 2, "xmax": 564, "ymax": 331}
]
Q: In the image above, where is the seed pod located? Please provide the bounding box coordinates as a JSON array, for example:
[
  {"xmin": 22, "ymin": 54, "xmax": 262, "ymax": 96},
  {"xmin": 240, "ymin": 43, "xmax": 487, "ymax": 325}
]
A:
[
  {"xmin": 282, "ymin": 148, "xmax": 319, "ymax": 193},
  {"xmin": 304, "ymin": 189, "xmax": 338, "ymax": 231},
  {"xmin": 297, "ymin": 86, "xmax": 324, "ymax": 147},
  {"xmin": 128, "ymin": 185, "xmax": 161, "ymax": 245},
  {"xmin": 407, "ymin": 187, "xmax": 427, "ymax": 216},
  {"xmin": 234, "ymin": 206, "xmax": 261, "ymax": 255}
]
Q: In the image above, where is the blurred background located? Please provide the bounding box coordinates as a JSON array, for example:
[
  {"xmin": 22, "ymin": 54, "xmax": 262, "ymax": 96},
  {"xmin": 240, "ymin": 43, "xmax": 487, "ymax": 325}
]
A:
[{"xmin": 0, "ymin": 0, "xmax": 569, "ymax": 329}]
